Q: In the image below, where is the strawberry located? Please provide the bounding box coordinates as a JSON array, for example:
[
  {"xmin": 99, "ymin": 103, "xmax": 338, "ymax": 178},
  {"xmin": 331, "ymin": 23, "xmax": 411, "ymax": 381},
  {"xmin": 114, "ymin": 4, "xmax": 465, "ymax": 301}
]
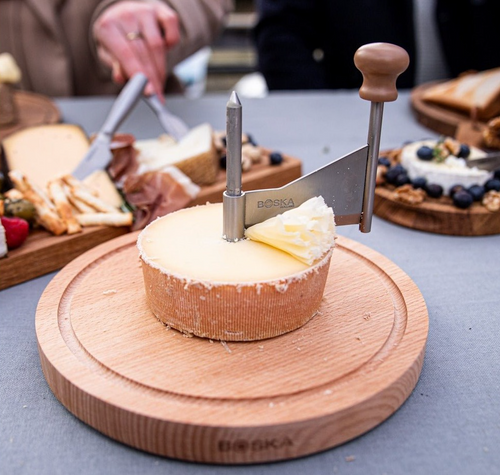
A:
[{"xmin": 0, "ymin": 216, "xmax": 30, "ymax": 249}]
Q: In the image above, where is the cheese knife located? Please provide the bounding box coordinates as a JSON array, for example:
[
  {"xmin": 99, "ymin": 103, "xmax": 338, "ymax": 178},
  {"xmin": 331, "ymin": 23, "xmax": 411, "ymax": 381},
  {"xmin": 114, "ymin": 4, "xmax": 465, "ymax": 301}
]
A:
[
  {"xmin": 143, "ymin": 94, "xmax": 189, "ymax": 141},
  {"xmin": 466, "ymin": 152, "xmax": 500, "ymax": 172},
  {"xmin": 72, "ymin": 73, "xmax": 148, "ymax": 179},
  {"xmin": 223, "ymin": 43, "xmax": 410, "ymax": 241}
]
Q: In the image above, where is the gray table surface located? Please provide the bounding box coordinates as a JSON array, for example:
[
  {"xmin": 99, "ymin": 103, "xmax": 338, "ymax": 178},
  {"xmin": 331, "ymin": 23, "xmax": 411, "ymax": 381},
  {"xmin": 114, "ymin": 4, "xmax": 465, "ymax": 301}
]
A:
[{"xmin": 1, "ymin": 91, "xmax": 499, "ymax": 475}]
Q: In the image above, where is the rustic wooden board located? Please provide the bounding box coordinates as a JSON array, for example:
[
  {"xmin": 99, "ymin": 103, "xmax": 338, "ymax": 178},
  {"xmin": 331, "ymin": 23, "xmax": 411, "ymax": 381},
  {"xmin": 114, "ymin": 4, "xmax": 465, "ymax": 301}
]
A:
[
  {"xmin": 0, "ymin": 91, "xmax": 60, "ymax": 141},
  {"xmin": 374, "ymin": 185, "xmax": 500, "ymax": 236},
  {"xmin": 410, "ymin": 81, "xmax": 488, "ymax": 137},
  {"xmin": 36, "ymin": 231, "xmax": 428, "ymax": 464},
  {"xmin": 0, "ymin": 156, "xmax": 301, "ymax": 290}
]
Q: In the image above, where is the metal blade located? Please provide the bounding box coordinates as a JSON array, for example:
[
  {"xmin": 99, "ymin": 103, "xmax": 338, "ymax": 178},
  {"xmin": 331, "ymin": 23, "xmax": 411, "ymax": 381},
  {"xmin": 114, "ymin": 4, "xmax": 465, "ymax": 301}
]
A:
[
  {"xmin": 144, "ymin": 94, "xmax": 189, "ymax": 141},
  {"xmin": 466, "ymin": 152, "xmax": 500, "ymax": 171},
  {"xmin": 244, "ymin": 145, "xmax": 369, "ymax": 227},
  {"xmin": 71, "ymin": 73, "xmax": 147, "ymax": 179},
  {"xmin": 72, "ymin": 135, "xmax": 112, "ymax": 180}
]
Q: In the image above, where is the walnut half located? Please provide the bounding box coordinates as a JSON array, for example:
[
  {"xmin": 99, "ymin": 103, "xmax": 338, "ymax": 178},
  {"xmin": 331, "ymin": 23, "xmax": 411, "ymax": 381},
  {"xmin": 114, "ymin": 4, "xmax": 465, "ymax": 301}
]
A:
[
  {"xmin": 393, "ymin": 184, "xmax": 426, "ymax": 205},
  {"xmin": 482, "ymin": 190, "xmax": 500, "ymax": 212}
]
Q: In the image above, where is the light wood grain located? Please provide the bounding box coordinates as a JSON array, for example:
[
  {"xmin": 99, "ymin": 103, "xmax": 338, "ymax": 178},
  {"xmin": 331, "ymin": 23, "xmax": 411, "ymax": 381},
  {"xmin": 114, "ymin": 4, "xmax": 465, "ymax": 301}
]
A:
[
  {"xmin": 0, "ymin": 155, "xmax": 301, "ymax": 290},
  {"xmin": 374, "ymin": 185, "xmax": 500, "ymax": 236},
  {"xmin": 36, "ymin": 231, "xmax": 428, "ymax": 464}
]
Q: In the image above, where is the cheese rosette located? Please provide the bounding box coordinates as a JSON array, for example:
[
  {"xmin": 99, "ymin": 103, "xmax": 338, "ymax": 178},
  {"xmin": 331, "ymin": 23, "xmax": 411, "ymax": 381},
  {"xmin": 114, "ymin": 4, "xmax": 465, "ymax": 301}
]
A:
[{"xmin": 245, "ymin": 196, "xmax": 336, "ymax": 265}]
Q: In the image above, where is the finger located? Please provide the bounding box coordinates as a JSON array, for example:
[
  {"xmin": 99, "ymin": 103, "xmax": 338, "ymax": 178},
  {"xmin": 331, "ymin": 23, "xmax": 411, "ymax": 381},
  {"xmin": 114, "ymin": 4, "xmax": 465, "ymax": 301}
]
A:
[
  {"xmin": 138, "ymin": 16, "xmax": 166, "ymax": 86},
  {"xmin": 156, "ymin": 6, "xmax": 180, "ymax": 48},
  {"xmin": 96, "ymin": 46, "xmax": 126, "ymax": 84},
  {"xmin": 99, "ymin": 24, "xmax": 163, "ymax": 96}
]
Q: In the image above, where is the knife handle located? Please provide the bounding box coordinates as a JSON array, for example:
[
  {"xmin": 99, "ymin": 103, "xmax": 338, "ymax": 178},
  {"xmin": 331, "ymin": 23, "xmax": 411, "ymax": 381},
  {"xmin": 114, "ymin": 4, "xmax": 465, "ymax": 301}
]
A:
[
  {"xmin": 354, "ymin": 43, "xmax": 409, "ymax": 103},
  {"xmin": 101, "ymin": 73, "xmax": 148, "ymax": 136}
]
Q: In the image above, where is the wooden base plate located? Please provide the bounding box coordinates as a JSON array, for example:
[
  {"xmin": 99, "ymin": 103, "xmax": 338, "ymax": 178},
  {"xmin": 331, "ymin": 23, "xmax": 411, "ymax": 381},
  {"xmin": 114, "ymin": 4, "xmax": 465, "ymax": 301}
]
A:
[{"xmin": 36, "ymin": 232, "xmax": 428, "ymax": 464}]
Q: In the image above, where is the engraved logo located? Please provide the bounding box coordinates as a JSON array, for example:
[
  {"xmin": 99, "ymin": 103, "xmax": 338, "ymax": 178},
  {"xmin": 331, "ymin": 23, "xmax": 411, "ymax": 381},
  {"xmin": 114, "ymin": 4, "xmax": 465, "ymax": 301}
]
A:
[
  {"xmin": 218, "ymin": 437, "xmax": 294, "ymax": 453},
  {"xmin": 257, "ymin": 198, "xmax": 295, "ymax": 209}
]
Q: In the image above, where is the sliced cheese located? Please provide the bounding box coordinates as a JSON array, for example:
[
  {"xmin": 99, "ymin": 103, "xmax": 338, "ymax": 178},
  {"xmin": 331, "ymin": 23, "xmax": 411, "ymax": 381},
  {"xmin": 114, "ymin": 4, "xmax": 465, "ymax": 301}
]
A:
[
  {"xmin": 2, "ymin": 124, "xmax": 89, "ymax": 188},
  {"xmin": 83, "ymin": 170, "xmax": 124, "ymax": 209},
  {"xmin": 135, "ymin": 123, "xmax": 218, "ymax": 185},
  {"xmin": 245, "ymin": 196, "xmax": 336, "ymax": 265}
]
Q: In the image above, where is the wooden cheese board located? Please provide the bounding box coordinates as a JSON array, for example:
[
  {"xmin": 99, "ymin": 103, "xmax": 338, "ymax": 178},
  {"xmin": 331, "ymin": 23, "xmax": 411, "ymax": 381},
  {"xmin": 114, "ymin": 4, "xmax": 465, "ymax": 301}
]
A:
[
  {"xmin": 0, "ymin": 155, "xmax": 301, "ymax": 290},
  {"xmin": 36, "ymin": 231, "xmax": 428, "ymax": 464},
  {"xmin": 374, "ymin": 148, "xmax": 500, "ymax": 236},
  {"xmin": 410, "ymin": 81, "xmax": 488, "ymax": 137},
  {"xmin": 0, "ymin": 90, "xmax": 60, "ymax": 141},
  {"xmin": 374, "ymin": 185, "xmax": 500, "ymax": 236}
]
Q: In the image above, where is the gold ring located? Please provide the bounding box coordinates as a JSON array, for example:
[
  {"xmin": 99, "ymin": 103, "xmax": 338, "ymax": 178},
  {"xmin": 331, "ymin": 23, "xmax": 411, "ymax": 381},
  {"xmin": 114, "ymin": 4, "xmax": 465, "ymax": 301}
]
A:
[{"xmin": 126, "ymin": 31, "xmax": 142, "ymax": 41}]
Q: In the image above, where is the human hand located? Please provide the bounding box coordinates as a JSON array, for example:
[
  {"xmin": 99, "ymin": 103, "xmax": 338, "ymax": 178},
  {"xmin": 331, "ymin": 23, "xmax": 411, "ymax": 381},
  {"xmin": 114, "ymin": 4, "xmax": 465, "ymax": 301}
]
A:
[{"xmin": 94, "ymin": 0, "xmax": 180, "ymax": 99}]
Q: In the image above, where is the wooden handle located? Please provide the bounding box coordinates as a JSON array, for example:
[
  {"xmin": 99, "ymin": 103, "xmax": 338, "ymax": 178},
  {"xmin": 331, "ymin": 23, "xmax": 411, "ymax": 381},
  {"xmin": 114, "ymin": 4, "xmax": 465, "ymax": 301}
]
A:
[{"xmin": 354, "ymin": 43, "xmax": 409, "ymax": 102}]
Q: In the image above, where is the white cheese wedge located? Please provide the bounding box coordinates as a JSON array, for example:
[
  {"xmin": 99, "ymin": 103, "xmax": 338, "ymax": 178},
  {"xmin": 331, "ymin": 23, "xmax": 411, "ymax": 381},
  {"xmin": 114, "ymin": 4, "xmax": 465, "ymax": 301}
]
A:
[
  {"xmin": 400, "ymin": 140, "xmax": 492, "ymax": 195},
  {"xmin": 245, "ymin": 196, "xmax": 336, "ymax": 265},
  {"xmin": 137, "ymin": 203, "xmax": 333, "ymax": 341},
  {"xmin": 0, "ymin": 221, "xmax": 7, "ymax": 257},
  {"xmin": 134, "ymin": 123, "xmax": 218, "ymax": 185},
  {"xmin": 2, "ymin": 124, "xmax": 89, "ymax": 188}
]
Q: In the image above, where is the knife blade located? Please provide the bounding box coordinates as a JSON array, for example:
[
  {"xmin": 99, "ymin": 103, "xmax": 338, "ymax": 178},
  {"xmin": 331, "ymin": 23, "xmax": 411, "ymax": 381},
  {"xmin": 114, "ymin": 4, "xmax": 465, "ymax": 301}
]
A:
[
  {"xmin": 143, "ymin": 94, "xmax": 189, "ymax": 141},
  {"xmin": 244, "ymin": 146, "xmax": 369, "ymax": 228},
  {"xmin": 72, "ymin": 73, "xmax": 148, "ymax": 179},
  {"xmin": 466, "ymin": 152, "xmax": 500, "ymax": 172}
]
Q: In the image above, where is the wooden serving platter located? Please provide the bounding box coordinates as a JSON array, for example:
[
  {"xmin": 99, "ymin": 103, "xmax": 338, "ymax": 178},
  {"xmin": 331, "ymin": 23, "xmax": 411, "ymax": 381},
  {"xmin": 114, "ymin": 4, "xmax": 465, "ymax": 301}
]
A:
[
  {"xmin": 36, "ymin": 232, "xmax": 428, "ymax": 464},
  {"xmin": 0, "ymin": 155, "xmax": 301, "ymax": 290},
  {"xmin": 0, "ymin": 90, "xmax": 60, "ymax": 140},
  {"xmin": 410, "ymin": 81, "xmax": 487, "ymax": 137},
  {"xmin": 374, "ymin": 185, "xmax": 500, "ymax": 236}
]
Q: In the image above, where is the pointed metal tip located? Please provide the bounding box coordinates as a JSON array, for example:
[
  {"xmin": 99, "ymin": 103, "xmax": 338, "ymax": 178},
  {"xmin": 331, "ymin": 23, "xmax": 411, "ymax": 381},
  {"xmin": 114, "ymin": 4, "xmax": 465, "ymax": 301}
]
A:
[{"xmin": 227, "ymin": 90, "xmax": 242, "ymax": 108}]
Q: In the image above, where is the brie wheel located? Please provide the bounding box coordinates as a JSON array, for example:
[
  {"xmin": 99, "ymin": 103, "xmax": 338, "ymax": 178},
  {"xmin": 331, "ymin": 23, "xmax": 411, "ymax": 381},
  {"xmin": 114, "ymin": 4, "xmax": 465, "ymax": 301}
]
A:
[{"xmin": 138, "ymin": 203, "xmax": 333, "ymax": 341}]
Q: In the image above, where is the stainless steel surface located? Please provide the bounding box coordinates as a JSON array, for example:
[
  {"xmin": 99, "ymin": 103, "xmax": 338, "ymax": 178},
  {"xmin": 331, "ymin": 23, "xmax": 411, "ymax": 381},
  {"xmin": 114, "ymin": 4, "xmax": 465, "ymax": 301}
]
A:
[
  {"xmin": 143, "ymin": 94, "xmax": 189, "ymax": 141},
  {"xmin": 72, "ymin": 73, "xmax": 147, "ymax": 179},
  {"xmin": 244, "ymin": 146, "xmax": 368, "ymax": 227},
  {"xmin": 359, "ymin": 102, "xmax": 384, "ymax": 233},
  {"xmin": 466, "ymin": 152, "xmax": 500, "ymax": 172},
  {"xmin": 223, "ymin": 91, "xmax": 245, "ymax": 241}
]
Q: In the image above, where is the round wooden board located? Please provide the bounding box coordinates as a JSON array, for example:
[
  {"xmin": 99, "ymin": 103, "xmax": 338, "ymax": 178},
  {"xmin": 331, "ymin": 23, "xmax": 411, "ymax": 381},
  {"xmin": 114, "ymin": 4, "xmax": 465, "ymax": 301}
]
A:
[
  {"xmin": 0, "ymin": 90, "xmax": 60, "ymax": 140},
  {"xmin": 374, "ymin": 185, "xmax": 500, "ymax": 236},
  {"xmin": 36, "ymin": 231, "xmax": 428, "ymax": 464},
  {"xmin": 410, "ymin": 81, "xmax": 487, "ymax": 137}
]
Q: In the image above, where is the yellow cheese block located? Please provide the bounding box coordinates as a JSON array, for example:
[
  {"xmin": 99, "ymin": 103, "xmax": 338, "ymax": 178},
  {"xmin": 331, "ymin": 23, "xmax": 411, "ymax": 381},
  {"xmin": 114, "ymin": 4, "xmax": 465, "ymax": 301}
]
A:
[
  {"xmin": 2, "ymin": 124, "xmax": 89, "ymax": 188},
  {"xmin": 137, "ymin": 203, "xmax": 333, "ymax": 341}
]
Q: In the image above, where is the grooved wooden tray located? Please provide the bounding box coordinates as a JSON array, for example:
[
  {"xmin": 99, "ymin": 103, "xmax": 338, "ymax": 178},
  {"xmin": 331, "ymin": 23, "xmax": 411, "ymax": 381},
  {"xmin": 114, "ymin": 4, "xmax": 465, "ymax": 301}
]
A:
[{"xmin": 36, "ymin": 232, "xmax": 428, "ymax": 464}]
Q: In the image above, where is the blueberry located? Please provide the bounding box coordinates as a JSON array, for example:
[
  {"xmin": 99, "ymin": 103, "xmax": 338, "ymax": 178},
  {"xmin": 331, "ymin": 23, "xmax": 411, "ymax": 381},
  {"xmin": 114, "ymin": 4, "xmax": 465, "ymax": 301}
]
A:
[
  {"xmin": 221, "ymin": 136, "xmax": 227, "ymax": 147},
  {"xmin": 412, "ymin": 177, "xmax": 427, "ymax": 189},
  {"xmin": 416, "ymin": 146, "xmax": 434, "ymax": 161},
  {"xmin": 449, "ymin": 184, "xmax": 465, "ymax": 198},
  {"xmin": 456, "ymin": 144, "xmax": 470, "ymax": 159},
  {"xmin": 468, "ymin": 184, "xmax": 485, "ymax": 201},
  {"xmin": 384, "ymin": 167, "xmax": 402, "ymax": 185},
  {"xmin": 394, "ymin": 173, "xmax": 411, "ymax": 187},
  {"xmin": 425, "ymin": 183, "xmax": 443, "ymax": 198},
  {"xmin": 269, "ymin": 152, "xmax": 284, "ymax": 165},
  {"xmin": 378, "ymin": 156, "xmax": 391, "ymax": 167},
  {"xmin": 453, "ymin": 190, "xmax": 474, "ymax": 209},
  {"xmin": 485, "ymin": 179, "xmax": 500, "ymax": 192},
  {"xmin": 219, "ymin": 155, "xmax": 227, "ymax": 169},
  {"xmin": 493, "ymin": 169, "xmax": 500, "ymax": 180}
]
